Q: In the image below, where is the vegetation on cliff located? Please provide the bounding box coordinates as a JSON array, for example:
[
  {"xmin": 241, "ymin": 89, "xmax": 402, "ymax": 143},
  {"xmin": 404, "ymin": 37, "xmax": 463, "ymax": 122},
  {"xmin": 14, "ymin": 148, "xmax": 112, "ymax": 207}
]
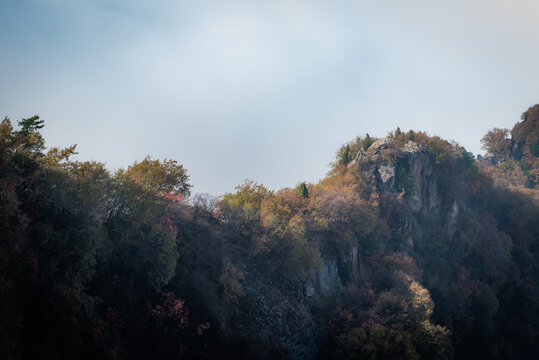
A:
[{"xmin": 0, "ymin": 106, "xmax": 538, "ymax": 359}]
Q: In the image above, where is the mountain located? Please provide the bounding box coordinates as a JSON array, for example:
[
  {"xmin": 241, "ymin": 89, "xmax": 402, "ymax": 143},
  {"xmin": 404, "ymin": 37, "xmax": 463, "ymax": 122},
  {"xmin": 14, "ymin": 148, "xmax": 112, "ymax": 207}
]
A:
[{"xmin": 0, "ymin": 107, "xmax": 538, "ymax": 360}]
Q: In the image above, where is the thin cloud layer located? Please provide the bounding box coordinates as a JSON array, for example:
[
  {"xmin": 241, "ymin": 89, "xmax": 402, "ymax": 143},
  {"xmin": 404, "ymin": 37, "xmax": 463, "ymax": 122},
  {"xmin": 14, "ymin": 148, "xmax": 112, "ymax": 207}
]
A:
[{"xmin": 1, "ymin": 0, "xmax": 539, "ymax": 194}]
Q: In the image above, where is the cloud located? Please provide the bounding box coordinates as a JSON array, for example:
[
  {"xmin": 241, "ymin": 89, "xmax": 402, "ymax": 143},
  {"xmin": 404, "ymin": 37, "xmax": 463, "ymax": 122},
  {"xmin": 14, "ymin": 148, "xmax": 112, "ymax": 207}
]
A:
[
  {"xmin": 120, "ymin": 1, "xmax": 353, "ymax": 111},
  {"xmin": 2, "ymin": 1, "xmax": 539, "ymax": 194}
]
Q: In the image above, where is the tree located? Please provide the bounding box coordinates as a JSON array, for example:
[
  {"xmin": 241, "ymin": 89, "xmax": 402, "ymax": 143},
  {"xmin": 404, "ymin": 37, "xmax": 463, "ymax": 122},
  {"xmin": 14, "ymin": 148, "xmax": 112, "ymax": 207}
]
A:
[
  {"xmin": 122, "ymin": 156, "xmax": 191, "ymax": 196},
  {"xmin": 17, "ymin": 115, "xmax": 44, "ymax": 135},
  {"xmin": 480, "ymin": 128, "xmax": 512, "ymax": 159},
  {"xmin": 362, "ymin": 134, "xmax": 373, "ymax": 151},
  {"xmin": 296, "ymin": 182, "xmax": 309, "ymax": 198},
  {"xmin": 512, "ymin": 105, "xmax": 539, "ymax": 157},
  {"xmin": 218, "ymin": 180, "xmax": 271, "ymax": 242},
  {"xmin": 339, "ymin": 145, "xmax": 351, "ymax": 165}
]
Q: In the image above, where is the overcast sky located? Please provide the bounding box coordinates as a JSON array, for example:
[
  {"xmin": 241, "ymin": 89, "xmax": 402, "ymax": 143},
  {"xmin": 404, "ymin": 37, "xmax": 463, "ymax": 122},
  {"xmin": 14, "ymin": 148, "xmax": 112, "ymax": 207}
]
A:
[{"xmin": 2, "ymin": 0, "xmax": 539, "ymax": 195}]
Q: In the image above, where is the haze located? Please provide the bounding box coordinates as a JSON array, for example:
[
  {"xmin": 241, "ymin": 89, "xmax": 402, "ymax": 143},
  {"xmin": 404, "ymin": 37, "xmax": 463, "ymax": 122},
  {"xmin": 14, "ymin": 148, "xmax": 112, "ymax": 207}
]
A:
[{"xmin": 2, "ymin": 0, "xmax": 539, "ymax": 195}]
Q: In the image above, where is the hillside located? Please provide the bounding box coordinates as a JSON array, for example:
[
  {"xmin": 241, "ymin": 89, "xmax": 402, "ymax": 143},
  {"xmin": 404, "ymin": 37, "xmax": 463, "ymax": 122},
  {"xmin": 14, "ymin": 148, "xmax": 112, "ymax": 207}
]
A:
[{"xmin": 1, "ymin": 106, "xmax": 538, "ymax": 360}]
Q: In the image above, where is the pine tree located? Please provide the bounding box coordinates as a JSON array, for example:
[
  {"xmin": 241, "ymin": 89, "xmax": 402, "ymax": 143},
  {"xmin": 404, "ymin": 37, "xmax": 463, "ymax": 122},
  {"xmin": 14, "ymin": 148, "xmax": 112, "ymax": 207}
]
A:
[
  {"xmin": 362, "ymin": 134, "xmax": 373, "ymax": 151},
  {"xmin": 17, "ymin": 115, "xmax": 44, "ymax": 135},
  {"xmin": 339, "ymin": 145, "xmax": 351, "ymax": 165},
  {"xmin": 296, "ymin": 182, "xmax": 309, "ymax": 198}
]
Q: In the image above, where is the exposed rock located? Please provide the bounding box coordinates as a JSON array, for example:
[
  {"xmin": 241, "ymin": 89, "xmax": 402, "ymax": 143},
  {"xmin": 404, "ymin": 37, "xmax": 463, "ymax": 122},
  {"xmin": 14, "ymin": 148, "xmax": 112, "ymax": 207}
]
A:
[
  {"xmin": 356, "ymin": 140, "xmax": 440, "ymax": 215},
  {"xmin": 477, "ymin": 139, "xmax": 522, "ymax": 168},
  {"xmin": 304, "ymin": 258, "xmax": 343, "ymax": 300},
  {"xmin": 403, "ymin": 214, "xmax": 423, "ymax": 249},
  {"xmin": 236, "ymin": 268, "xmax": 318, "ymax": 360},
  {"xmin": 477, "ymin": 153, "xmax": 499, "ymax": 167},
  {"xmin": 350, "ymin": 246, "xmax": 360, "ymax": 286},
  {"xmin": 364, "ymin": 138, "xmax": 395, "ymax": 162},
  {"xmin": 448, "ymin": 201, "xmax": 459, "ymax": 231},
  {"xmin": 447, "ymin": 200, "xmax": 468, "ymax": 239},
  {"xmin": 404, "ymin": 142, "xmax": 440, "ymax": 215},
  {"xmin": 402, "ymin": 140, "xmax": 423, "ymax": 154},
  {"xmin": 378, "ymin": 164, "xmax": 395, "ymax": 191},
  {"xmin": 352, "ymin": 139, "xmax": 448, "ymax": 250},
  {"xmin": 315, "ymin": 258, "xmax": 342, "ymax": 295},
  {"xmin": 305, "ymin": 282, "xmax": 315, "ymax": 298}
]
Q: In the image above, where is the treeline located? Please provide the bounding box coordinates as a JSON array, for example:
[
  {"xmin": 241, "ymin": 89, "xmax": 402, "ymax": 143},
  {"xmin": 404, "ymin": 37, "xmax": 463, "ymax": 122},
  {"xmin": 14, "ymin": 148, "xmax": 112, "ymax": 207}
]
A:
[
  {"xmin": 479, "ymin": 104, "xmax": 539, "ymax": 198},
  {"xmin": 0, "ymin": 107, "xmax": 538, "ymax": 360},
  {"xmin": 0, "ymin": 116, "xmax": 226, "ymax": 359}
]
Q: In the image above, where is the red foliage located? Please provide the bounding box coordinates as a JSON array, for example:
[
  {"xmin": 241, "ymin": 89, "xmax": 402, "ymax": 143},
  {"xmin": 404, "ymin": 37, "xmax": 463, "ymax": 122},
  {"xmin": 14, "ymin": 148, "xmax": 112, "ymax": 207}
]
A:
[
  {"xmin": 459, "ymin": 266, "xmax": 480, "ymax": 296},
  {"xmin": 150, "ymin": 292, "xmax": 189, "ymax": 328},
  {"xmin": 360, "ymin": 311, "xmax": 386, "ymax": 330},
  {"xmin": 162, "ymin": 192, "xmax": 184, "ymax": 207},
  {"xmin": 333, "ymin": 304, "xmax": 354, "ymax": 331}
]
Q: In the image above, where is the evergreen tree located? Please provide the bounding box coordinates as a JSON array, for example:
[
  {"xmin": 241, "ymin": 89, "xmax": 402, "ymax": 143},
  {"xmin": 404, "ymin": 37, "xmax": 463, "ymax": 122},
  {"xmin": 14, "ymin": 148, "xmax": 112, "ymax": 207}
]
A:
[
  {"xmin": 362, "ymin": 134, "xmax": 373, "ymax": 151},
  {"xmin": 17, "ymin": 115, "xmax": 44, "ymax": 135},
  {"xmin": 339, "ymin": 145, "xmax": 351, "ymax": 165},
  {"xmin": 296, "ymin": 182, "xmax": 309, "ymax": 198}
]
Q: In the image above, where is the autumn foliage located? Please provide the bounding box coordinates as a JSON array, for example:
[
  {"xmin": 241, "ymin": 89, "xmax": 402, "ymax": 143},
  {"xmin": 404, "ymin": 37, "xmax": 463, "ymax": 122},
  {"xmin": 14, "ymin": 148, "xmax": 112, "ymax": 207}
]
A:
[{"xmin": 1, "ymin": 106, "xmax": 539, "ymax": 360}]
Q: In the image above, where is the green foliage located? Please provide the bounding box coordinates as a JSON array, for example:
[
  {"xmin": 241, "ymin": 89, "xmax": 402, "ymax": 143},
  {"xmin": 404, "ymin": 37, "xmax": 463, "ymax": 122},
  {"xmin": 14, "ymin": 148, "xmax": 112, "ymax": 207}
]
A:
[
  {"xmin": 17, "ymin": 115, "xmax": 44, "ymax": 135},
  {"xmin": 308, "ymin": 173, "xmax": 380, "ymax": 257},
  {"xmin": 122, "ymin": 155, "xmax": 191, "ymax": 196},
  {"xmin": 296, "ymin": 182, "xmax": 309, "ymax": 198},
  {"xmin": 395, "ymin": 162, "xmax": 415, "ymax": 197},
  {"xmin": 362, "ymin": 133, "xmax": 373, "ymax": 151},
  {"xmin": 426, "ymin": 136, "xmax": 452, "ymax": 167},
  {"xmin": 335, "ymin": 135, "xmax": 375, "ymax": 168},
  {"xmin": 1, "ymin": 116, "xmax": 45, "ymax": 156},
  {"xmin": 520, "ymin": 158, "xmax": 531, "ymax": 173},
  {"xmin": 389, "ymin": 127, "xmax": 417, "ymax": 147},
  {"xmin": 219, "ymin": 181, "xmax": 321, "ymax": 285},
  {"xmin": 332, "ymin": 267, "xmax": 451, "ymax": 360},
  {"xmin": 43, "ymin": 145, "xmax": 78, "ymax": 167},
  {"xmin": 218, "ymin": 180, "xmax": 271, "ymax": 240},
  {"xmin": 1, "ymin": 105, "xmax": 539, "ymax": 360},
  {"xmin": 458, "ymin": 148, "xmax": 475, "ymax": 169},
  {"xmin": 339, "ymin": 144, "xmax": 351, "ymax": 165},
  {"xmin": 453, "ymin": 214, "xmax": 481, "ymax": 260}
]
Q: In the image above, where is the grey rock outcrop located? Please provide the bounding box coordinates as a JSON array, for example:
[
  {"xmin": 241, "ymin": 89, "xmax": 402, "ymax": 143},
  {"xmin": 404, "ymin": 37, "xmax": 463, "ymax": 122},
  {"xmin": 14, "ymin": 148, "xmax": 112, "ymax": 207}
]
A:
[
  {"xmin": 236, "ymin": 268, "xmax": 318, "ymax": 360},
  {"xmin": 351, "ymin": 139, "xmax": 448, "ymax": 248},
  {"xmin": 378, "ymin": 164, "xmax": 395, "ymax": 191},
  {"xmin": 402, "ymin": 141, "xmax": 440, "ymax": 215},
  {"xmin": 305, "ymin": 258, "xmax": 342, "ymax": 297},
  {"xmin": 355, "ymin": 140, "xmax": 440, "ymax": 215}
]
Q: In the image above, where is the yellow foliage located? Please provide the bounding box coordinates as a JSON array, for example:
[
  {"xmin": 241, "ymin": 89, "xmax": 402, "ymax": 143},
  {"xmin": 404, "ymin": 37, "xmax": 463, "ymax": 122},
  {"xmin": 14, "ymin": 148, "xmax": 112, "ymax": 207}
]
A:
[{"xmin": 408, "ymin": 280, "xmax": 434, "ymax": 319}]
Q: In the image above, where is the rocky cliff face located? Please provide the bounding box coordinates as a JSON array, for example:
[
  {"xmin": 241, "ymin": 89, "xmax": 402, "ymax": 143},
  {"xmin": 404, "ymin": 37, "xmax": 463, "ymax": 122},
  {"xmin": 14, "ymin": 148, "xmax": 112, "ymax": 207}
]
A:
[
  {"xmin": 305, "ymin": 258, "xmax": 341, "ymax": 297},
  {"xmin": 401, "ymin": 141, "xmax": 441, "ymax": 215},
  {"xmin": 234, "ymin": 267, "xmax": 319, "ymax": 360},
  {"xmin": 354, "ymin": 139, "xmax": 441, "ymax": 215},
  {"xmin": 236, "ymin": 137, "xmax": 467, "ymax": 359},
  {"xmin": 351, "ymin": 138, "xmax": 448, "ymax": 248}
]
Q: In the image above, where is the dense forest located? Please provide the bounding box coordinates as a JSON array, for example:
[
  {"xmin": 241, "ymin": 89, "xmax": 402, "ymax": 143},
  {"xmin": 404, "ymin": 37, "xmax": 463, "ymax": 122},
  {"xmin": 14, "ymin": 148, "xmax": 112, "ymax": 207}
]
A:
[{"xmin": 1, "ymin": 105, "xmax": 538, "ymax": 360}]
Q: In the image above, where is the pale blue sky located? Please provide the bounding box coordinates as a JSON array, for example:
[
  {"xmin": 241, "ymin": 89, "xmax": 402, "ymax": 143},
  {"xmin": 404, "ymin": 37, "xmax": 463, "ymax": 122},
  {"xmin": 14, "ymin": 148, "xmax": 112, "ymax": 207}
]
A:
[{"xmin": 2, "ymin": 0, "xmax": 539, "ymax": 195}]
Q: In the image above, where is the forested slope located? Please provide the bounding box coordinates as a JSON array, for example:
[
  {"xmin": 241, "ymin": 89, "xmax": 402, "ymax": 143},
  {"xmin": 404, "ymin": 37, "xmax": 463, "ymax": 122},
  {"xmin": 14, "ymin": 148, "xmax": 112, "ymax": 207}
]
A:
[{"xmin": 1, "ymin": 106, "xmax": 538, "ymax": 360}]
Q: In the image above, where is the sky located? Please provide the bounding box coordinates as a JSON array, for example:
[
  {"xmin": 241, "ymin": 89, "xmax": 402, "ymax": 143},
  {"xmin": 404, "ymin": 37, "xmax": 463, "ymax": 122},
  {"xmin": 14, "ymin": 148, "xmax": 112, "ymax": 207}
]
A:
[{"xmin": 1, "ymin": 0, "xmax": 539, "ymax": 196}]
